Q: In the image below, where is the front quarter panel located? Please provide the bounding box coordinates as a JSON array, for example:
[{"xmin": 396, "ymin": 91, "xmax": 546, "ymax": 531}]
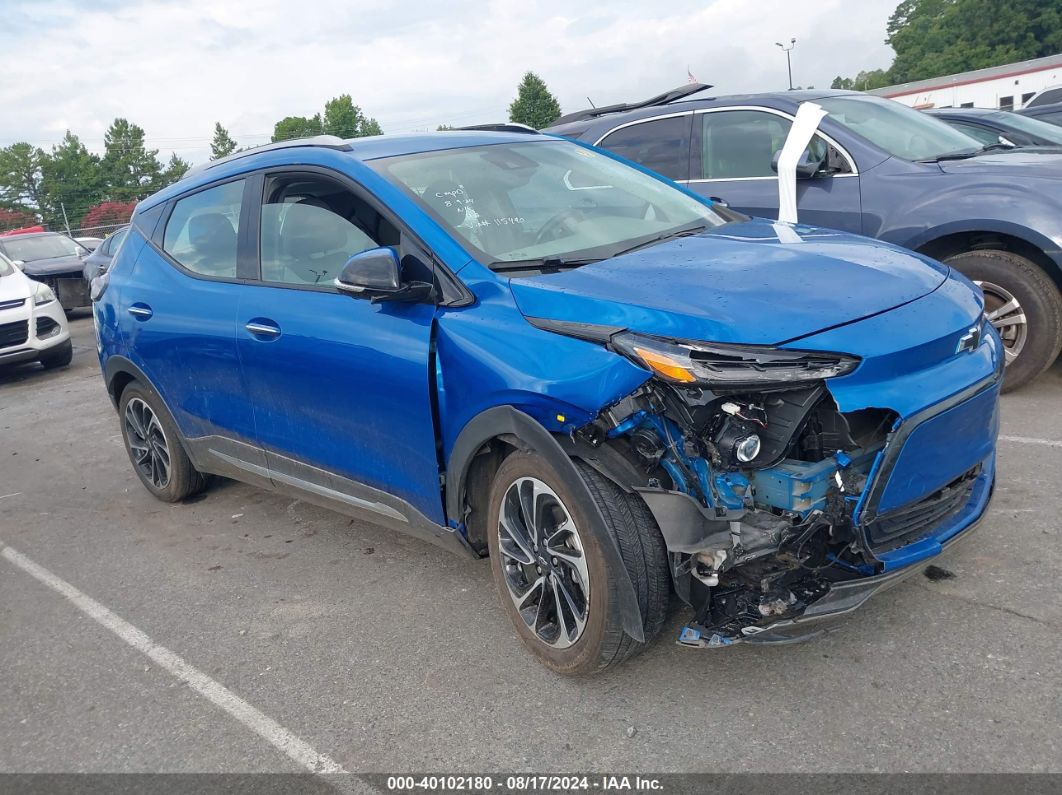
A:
[{"xmin": 434, "ymin": 271, "xmax": 650, "ymax": 462}]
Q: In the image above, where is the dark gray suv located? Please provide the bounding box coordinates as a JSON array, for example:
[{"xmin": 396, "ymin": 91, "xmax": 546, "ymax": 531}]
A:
[{"xmin": 548, "ymin": 86, "xmax": 1062, "ymax": 390}]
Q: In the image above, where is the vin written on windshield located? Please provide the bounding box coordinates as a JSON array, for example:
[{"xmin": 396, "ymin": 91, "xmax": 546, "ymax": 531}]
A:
[{"xmin": 371, "ymin": 140, "xmax": 734, "ymax": 271}]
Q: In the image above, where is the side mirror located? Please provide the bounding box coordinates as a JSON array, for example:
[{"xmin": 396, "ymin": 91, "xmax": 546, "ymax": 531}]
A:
[
  {"xmin": 771, "ymin": 149, "xmax": 825, "ymax": 179},
  {"xmin": 335, "ymin": 246, "xmax": 434, "ymax": 304}
]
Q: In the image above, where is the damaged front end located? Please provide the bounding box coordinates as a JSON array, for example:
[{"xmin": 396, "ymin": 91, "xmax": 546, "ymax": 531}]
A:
[{"xmin": 558, "ymin": 328, "xmax": 998, "ymax": 648}]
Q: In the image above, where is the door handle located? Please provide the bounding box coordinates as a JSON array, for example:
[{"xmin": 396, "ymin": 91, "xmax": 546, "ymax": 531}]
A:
[
  {"xmin": 128, "ymin": 303, "xmax": 153, "ymax": 320},
  {"xmin": 244, "ymin": 320, "xmax": 281, "ymax": 339}
]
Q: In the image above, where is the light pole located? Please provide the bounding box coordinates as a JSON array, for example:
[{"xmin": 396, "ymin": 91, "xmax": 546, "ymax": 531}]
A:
[{"xmin": 776, "ymin": 38, "xmax": 796, "ymax": 90}]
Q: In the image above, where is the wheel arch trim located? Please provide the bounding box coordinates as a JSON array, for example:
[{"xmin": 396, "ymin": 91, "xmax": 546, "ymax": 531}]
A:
[{"xmin": 446, "ymin": 405, "xmax": 646, "ymax": 642}]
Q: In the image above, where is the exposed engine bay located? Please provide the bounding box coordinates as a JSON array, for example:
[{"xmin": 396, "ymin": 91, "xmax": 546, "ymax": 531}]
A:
[{"xmin": 572, "ymin": 377, "xmax": 902, "ymax": 647}]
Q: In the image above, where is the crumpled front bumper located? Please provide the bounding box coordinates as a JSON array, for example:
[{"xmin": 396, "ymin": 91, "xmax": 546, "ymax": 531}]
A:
[{"xmin": 678, "ymin": 460, "xmax": 993, "ymax": 648}]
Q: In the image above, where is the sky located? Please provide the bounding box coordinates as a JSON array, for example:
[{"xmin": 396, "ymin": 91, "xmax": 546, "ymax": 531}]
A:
[{"xmin": 0, "ymin": 0, "xmax": 899, "ymax": 164}]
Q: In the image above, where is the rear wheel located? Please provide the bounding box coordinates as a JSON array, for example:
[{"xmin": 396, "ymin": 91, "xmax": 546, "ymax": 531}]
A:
[
  {"xmin": 486, "ymin": 450, "xmax": 669, "ymax": 675},
  {"xmin": 944, "ymin": 249, "xmax": 1062, "ymax": 391},
  {"xmin": 118, "ymin": 381, "xmax": 207, "ymax": 502}
]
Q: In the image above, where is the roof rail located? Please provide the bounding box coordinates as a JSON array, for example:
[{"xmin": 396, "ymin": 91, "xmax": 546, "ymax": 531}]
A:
[
  {"xmin": 453, "ymin": 123, "xmax": 541, "ymax": 134},
  {"xmin": 551, "ymin": 83, "xmax": 714, "ymax": 126},
  {"xmin": 183, "ymin": 135, "xmax": 353, "ymax": 178}
]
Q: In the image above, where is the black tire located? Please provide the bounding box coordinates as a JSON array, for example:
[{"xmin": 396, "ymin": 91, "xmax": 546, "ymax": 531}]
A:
[
  {"xmin": 118, "ymin": 381, "xmax": 207, "ymax": 503},
  {"xmin": 944, "ymin": 249, "xmax": 1062, "ymax": 392},
  {"xmin": 486, "ymin": 450, "xmax": 669, "ymax": 675},
  {"xmin": 38, "ymin": 339, "xmax": 72, "ymax": 369}
]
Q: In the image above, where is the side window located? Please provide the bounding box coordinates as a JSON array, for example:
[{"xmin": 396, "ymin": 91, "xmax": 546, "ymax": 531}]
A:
[
  {"xmin": 700, "ymin": 110, "xmax": 791, "ymax": 179},
  {"xmin": 163, "ymin": 180, "xmax": 244, "ymax": 278},
  {"xmin": 597, "ymin": 116, "xmax": 691, "ymax": 181},
  {"xmin": 699, "ymin": 110, "xmax": 850, "ymax": 180},
  {"xmin": 260, "ymin": 175, "xmax": 394, "ymax": 286}
]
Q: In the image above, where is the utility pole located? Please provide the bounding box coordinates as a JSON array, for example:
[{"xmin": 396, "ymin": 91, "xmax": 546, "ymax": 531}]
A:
[
  {"xmin": 60, "ymin": 202, "xmax": 72, "ymax": 236},
  {"xmin": 776, "ymin": 38, "xmax": 796, "ymax": 90}
]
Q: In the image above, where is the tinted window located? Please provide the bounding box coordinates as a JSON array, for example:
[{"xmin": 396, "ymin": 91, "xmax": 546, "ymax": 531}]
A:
[
  {"xmin": 698, "ymin": 110, "xmax": 845, "ymax": 180},
  {"xmin": 163, "ymin": 180, "xmax": 244, "ymax": 277},
  {"xmin": 598, "ymin": 116, "xmax": 691, "ymax": 180},
  {"xmin": 1027, "ymin": 87, "xmax": 1062, "ymax": 108},
  {"xmin": 701, "ymin": 110, "xmax": 790, "ymax": 179}
]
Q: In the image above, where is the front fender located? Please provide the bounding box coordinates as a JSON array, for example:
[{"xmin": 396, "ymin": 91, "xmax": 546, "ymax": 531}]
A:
[{"xmin": 445, "ymin": 405, "xmax": 646, "ymax": 643}]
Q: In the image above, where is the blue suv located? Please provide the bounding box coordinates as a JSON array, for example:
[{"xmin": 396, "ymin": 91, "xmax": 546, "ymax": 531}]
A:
[
  {"xmin": 547, "ymin": 86, "xmax": 1062, "ymax": 391},
  {"xmin": 93, "ymin": 131, "xmax": 1001, "ymax": 673}
]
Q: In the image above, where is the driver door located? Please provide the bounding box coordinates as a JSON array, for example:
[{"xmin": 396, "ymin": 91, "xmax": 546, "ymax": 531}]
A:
[{"xmin": 236, "ymin": 169, "xmax": 445, "ymax": 525}]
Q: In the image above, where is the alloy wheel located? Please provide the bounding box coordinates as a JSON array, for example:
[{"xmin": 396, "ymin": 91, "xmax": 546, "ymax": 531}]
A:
[
  {"xmin": 124, "ymin": 397, "xmax": 171, "ymax": 489},
  {"xmin": 974, "ymin": 279, "xmax": 1027, "ymax": 366},
  {"xmin": 497, "ymin": 477, "xmax": 591, "ymax": 649}
]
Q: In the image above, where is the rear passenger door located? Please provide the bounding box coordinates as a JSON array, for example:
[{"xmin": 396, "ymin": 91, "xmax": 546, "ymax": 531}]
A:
[
  {"xmin": 122, "ymin": 177, "xmax": 264, "ymax": 478},
  {"xmin": 688, "ymin": 108, "xmax": 862, "ymax": 232}
]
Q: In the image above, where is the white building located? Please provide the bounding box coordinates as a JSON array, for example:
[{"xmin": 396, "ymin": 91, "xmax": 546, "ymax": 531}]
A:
[{"xmin": 868, "ymin": 53, "xmax": 1062, "ymax": 110}]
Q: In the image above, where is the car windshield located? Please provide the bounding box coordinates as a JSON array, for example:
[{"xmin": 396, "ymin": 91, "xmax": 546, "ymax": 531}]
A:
[
  {"xmin": 988, "ymin": 111, "xmax": 1062, "ymax": 144},
  {"xmin": 0, "ymin": 253, "xmax": 14, "ymax": 278},
  {"xmin": 371, "ymin": 140, "xmax": 728, "ymax": 267},
  {"xmin": 0, "ymin": 233, "xmax": 84, "ymax": 262},
  {"xmin": 818, "ymin": 95, "xmax": 985, "ymax": 161}
]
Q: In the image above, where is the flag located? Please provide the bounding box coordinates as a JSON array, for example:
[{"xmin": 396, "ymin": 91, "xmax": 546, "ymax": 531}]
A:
[{"xmin": 688, "ymin": 67, "xmax": 698, "ymax": 85}]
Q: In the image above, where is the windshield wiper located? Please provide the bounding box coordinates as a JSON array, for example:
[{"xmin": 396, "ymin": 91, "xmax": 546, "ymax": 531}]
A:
[
  {"xmin": 489, "ymin": 257, "xmax": 600, "ymax": 273},
  {"xmin": 922, "ymin": 142, "xmax": 1014, "ymax": 162},
  {"xmin": 609, "ymin": 223, "xmax": 709, "ymax": 258}
]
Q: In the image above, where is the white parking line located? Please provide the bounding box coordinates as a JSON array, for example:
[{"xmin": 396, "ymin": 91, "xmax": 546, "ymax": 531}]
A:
[
  {"xmin": 999, "ymin": 434, "xmax": 1062, "ymax": 449},
  {"xmin": 0, "ymin": 543, "xmax": 346, "ymax": 775}
]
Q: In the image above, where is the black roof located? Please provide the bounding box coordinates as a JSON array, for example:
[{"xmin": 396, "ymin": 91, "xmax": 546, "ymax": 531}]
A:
[{"xmin": 544, "ymin": 88, "xmax": 860, "ymax": 134}]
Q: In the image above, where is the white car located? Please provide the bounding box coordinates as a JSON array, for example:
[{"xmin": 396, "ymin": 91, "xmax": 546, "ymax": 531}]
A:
[{"xmin": 0, "ymin": 251, "xmax": 72, "ymax": 370}]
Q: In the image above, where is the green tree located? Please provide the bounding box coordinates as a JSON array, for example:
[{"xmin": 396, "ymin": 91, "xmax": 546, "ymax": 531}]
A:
[
  {"xmin": 835, "ymin": 0, "xmax": 1062, "ymax": 90},
  {"xmin": 887, "ymin": 0, "xmax": 1062, "ymax": 83},
  {"xmin": 322, "ymin": 94, "xmax": 383, "ymax": 137},
  {"xmin": 100, "ymin": 118, "xmax": 162, "ymax": 201},
  {"xmin": 0, "ymin": 142, "xmax": 47, "ymax": 214},
  {"xmin": 830, "ymin": 69, "xmax": 891, "ymax": 91},
  {"xmin": 271, "ymin": 114, "xmax": 323, "ymax": 142},
  {"xmin": 39, "ymin": 131, "xmax": 103, "ymax": 228},
  {"xmin": 436, "ymin": 124, "xmax": 456, "ymax": 131},
  {"xmin": 162, "ymin": 153, "xmax": 191, "ymax": 185},
  {"xmin": 508, "ymin": 72, "xmax": 562, "ymax": 129},
  {"xmin": 210, "ymin": 122, "xmax": 238, "ymax": 160}
]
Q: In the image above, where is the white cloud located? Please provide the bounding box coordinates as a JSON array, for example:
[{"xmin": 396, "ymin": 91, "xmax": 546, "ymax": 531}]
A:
[{"xmin": 0, "ymin": 0, "xmax": 897, "ymax": 163}]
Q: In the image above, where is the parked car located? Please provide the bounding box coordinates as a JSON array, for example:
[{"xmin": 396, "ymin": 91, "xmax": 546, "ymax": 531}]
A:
[
  {"xmin": 94, "ymin": 132, "xmax": 1001, "ymax": 673},
  {"xmin": 926, "ymin": 107, "xmax": 1062, "ymax": 148},
  {"xmin": 75, "ymin": 236, "xmax": 105, "ymax": 252},
  {"xmin": 0, "ymin": 250, "xmax": 72, "ymax": 370},
  {"xmin": 547, "ymin": 86, "xmax": 1062, "ymax": 391},
  {"xmin": 0, "ymin": 231, "xmax": 91, "ymax": 311},
  {"xmin": 1023, "ymin": 85, "xmax": 1062, "ymax": 108},
  {"xmin": 82, "ymin": 226, "xmax": 129, "ymax": 282},
  {"xmin": 1016, "ymin": 101, "xmax": 1062, "ymax": 127}
]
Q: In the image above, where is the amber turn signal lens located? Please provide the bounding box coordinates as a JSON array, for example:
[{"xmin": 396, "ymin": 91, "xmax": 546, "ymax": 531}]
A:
[{"xmin": 633, "ymin": 346, "xmax": 697, "ymax": 383}]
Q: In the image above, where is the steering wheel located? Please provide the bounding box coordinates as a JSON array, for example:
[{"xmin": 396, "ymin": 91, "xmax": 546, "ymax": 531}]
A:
[{"xmin": 534, "ymin": 207, "xmax": 587, "ymax": 246}]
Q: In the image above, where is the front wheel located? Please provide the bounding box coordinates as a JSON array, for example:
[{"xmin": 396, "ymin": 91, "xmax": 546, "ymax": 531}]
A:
[
  {"xmin": 944, "ymin": 249, "xmax": 1062, "ymax": 392},
  {"xmin": 486, "ymin": 450, "xmax": 669, "ymax": 675}
]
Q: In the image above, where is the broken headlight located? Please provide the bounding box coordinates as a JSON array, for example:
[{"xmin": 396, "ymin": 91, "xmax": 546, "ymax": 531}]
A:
[{"xmin": 611, "ymin": 332, "xmax": 860, "ymax": 386}]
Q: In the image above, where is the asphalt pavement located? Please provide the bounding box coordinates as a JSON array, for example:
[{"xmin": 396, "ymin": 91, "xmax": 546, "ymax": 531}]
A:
[{"xmin": 1, "ymin": 313, "xmax": 1059, "ymax": 775}]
